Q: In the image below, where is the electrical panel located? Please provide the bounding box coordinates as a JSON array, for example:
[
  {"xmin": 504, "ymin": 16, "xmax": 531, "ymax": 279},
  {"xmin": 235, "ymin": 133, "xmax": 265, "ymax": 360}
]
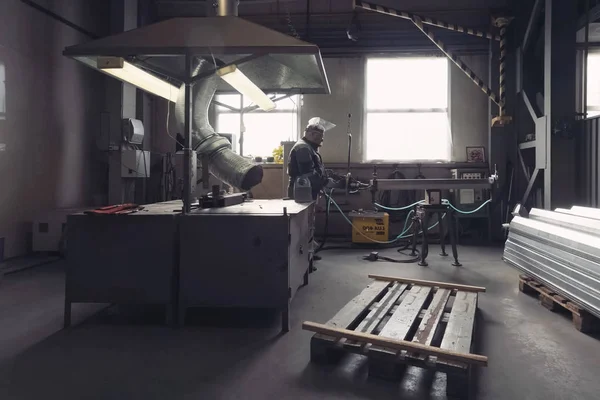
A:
[
  {"xmin": 121, "ymin": 149, "xmax": 150, "ymax": 178},
  {"xmin": 451, "ymin": 168, "xmax": 488, "ymax": 207}
]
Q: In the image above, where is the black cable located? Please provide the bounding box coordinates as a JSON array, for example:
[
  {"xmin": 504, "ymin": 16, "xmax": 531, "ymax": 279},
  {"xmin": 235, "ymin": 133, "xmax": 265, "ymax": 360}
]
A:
[
  {"xmin": 362, "ymin": 250, "xmax": 420, "ymax": 263},
  {"xmin": 316, "ymin": 246, "xmax": 352, "ymax": 252}
]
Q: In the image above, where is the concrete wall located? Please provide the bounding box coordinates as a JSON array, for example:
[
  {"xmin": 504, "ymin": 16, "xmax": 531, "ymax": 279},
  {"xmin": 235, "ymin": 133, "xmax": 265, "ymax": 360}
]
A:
[{"xmin": 0, "ymin": 0, "xmax": 108, "ymax": 258}]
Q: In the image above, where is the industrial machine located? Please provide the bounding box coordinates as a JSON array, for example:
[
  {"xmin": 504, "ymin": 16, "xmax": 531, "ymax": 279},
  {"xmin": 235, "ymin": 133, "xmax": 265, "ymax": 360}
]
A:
[
  {"xmin": 450, "ymin": 168, "xmax": 489, "ymax": 206},
  {"xmin": 349, "ymin": 210, "xmax": 389, "ymax": 244}
]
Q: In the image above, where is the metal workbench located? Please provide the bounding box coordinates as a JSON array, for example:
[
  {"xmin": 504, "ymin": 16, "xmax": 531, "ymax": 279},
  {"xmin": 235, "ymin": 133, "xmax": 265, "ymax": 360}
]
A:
[
  {"xmin": 65, "ymin": 201, "xmax": 181, "ymax": 327},
  {"xmin": 178, "ymin": 199, "xmax": 313, "ymax": 332}
]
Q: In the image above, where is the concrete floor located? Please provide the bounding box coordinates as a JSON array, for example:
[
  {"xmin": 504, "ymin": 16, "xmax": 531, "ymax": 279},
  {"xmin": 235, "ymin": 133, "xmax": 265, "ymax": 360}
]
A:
[{"xmin": 1, "ymin": 246, "xmax": 599, "ymax": 399}]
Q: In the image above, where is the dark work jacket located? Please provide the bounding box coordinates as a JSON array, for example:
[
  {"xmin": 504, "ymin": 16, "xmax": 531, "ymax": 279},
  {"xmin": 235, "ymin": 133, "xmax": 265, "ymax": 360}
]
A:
[{"xmin": 287, "ymin": 138, "xmax": 326, "ymax": 199}]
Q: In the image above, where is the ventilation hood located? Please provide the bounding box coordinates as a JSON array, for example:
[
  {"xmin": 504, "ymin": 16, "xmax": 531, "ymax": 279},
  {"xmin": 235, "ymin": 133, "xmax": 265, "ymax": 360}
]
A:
[{"xmin": 63, "ymin": 16, "xmax": 330, "ymax": 96}]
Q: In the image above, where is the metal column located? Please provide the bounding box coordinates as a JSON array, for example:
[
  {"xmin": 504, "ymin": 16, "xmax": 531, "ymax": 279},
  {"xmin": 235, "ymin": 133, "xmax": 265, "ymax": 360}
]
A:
[
  {"xmin": 216, "ymin": 0, "xmax": 239, "ymax": 17},
  {"xmin": 543, "ymin": 0, "xmax": 552, "ymax": 209},
  {"xmin": 183, "ymin": 56, "xmax": 193, "ymax": 214}
]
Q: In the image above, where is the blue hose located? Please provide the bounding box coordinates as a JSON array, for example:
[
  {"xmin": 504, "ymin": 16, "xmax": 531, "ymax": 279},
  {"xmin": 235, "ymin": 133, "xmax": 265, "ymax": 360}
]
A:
[
  {"xmin": 442, "ymin": 198, "xmax": 491, "ymax": 214},
  {"xmin": 324, "ymin": 193, "xmax": 441, "ymax": 244},
  {"xmin": 373, "ymin": 200, "xmax": 425, "ymax": 211}
]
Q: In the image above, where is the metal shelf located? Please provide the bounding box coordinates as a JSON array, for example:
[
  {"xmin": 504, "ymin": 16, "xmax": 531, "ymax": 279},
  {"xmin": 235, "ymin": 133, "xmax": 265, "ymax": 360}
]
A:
[{"xmin": 519, "ymin": 140, "xmax": 536, "ymax": 150}]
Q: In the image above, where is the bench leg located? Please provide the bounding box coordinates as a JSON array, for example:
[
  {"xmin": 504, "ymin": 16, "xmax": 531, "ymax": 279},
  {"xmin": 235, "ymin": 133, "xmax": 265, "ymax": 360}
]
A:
[
  {"xmin": 63, "ymin": 298, "xmax": 72, "ymax": 328},
  {"xmin": 281, "ymin": 303, "xmax": 290, "ymax": 333}
]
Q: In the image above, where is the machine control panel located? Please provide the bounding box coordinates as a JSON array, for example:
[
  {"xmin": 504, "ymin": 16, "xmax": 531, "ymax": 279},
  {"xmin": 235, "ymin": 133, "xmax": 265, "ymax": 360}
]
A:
[{"xmin": 461, "ymin": 172, "xmax": 483, "ymax": 180}]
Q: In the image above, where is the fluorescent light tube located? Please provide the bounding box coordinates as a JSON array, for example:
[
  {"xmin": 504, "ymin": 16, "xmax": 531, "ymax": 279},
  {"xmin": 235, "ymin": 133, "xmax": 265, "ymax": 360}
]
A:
[
  {"xmin": 96, "ymin": 57, "xmax": 180, "ymax": 103},
  {"xmin": 217, "ymin": 65, "xmax": 276, "ymax": 111}
]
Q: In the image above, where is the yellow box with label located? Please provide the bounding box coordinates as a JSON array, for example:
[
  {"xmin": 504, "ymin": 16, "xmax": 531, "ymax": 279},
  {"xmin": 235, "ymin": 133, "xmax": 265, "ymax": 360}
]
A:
[{"xmin": 349, "ymin": 211, "xmax": 389, "ymax": 244}]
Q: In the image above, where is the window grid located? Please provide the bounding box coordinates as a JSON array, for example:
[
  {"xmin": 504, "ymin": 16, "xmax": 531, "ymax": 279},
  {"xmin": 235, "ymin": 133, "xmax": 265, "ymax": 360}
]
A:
[{"xmin": 364, "ymin": 57, "xmax": 450, "ymax": 161}]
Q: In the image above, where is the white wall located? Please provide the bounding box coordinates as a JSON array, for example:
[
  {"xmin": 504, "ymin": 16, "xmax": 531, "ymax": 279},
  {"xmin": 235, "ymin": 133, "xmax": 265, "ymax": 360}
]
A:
[
  {"xmin": 450, "ymin": 55, "xmax": 491, "ymax": 162},
  {"xmin": 301, "ymin": 56, "xmax": 490, "ymax": 163},
  {"xmin": 0, "ymin": 0, "xmax": 107, "ymax": 258}
]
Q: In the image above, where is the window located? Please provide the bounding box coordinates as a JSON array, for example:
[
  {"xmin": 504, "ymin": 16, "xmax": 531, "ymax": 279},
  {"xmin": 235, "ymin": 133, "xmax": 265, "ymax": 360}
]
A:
[
  {"xmin": 0, "ymin": 63, "xmax": 5, "ymax": 120},
  {"xmin": 215, "ymin": 94, "xmax": 299, "ymax": 158},
  {"xmin": 364, "ymin": 57, "xmax": 450, "ymax": 161},
  {"xmin": 587, "ymin": 53, "xmax": 600, "ymax": 118}
]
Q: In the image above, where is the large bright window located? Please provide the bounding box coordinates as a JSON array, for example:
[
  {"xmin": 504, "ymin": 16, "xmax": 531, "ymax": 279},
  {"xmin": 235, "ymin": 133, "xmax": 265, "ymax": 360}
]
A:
[
  {"xmin": 587, "ymin": 53, "xmax": 600, "ymax": 118},
  {"xmin": 215, "ymin": 94, "xmax": 299, "ymax": 158},
  {"xmin": 365, "ymin": 57, "xmax": 450, "ymax": 161}
]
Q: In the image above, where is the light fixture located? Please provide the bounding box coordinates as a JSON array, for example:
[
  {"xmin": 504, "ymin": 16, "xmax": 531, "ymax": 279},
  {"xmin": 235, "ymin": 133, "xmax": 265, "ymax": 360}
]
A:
[
  {"xmin": 217, "ymin": 65, "xmax": 276, "ymax": 111},
  {"xmin": 96, "ymin": 57, "xmax": 180, "ymax": 103}
]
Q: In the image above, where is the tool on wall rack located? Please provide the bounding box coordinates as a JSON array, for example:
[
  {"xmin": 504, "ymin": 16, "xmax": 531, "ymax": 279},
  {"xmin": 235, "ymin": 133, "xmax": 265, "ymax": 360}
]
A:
[{"xmin": 353, "ymin": 1, "xmax": 513, "ymax": 128}]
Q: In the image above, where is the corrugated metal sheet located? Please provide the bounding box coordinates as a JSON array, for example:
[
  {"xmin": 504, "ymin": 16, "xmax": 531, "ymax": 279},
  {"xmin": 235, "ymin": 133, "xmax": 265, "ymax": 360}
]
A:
[{"xmin": 503, "ymin": 206, "xmax": 600, "ymax": 319}]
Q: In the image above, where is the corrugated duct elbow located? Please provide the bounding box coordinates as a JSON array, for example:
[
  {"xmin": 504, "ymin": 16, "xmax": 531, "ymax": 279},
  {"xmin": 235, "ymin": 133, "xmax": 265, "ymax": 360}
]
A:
[{"xmin": 174, "ymin": 59, "xmax": 263, "ymax": 190}]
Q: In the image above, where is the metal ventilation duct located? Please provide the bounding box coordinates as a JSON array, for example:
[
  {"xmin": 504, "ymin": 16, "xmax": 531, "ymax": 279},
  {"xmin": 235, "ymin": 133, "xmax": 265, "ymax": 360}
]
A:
[
  {"xmin": 63, "ymin": 8, "xmax": 330, "ymax": 207},
  {"xmin": 63, "ymin": 16, "xmax": 330, "ymax": 96},
  {"xmin": 174, "ymin": 59, "xmax": 262, "ymax": 190}
]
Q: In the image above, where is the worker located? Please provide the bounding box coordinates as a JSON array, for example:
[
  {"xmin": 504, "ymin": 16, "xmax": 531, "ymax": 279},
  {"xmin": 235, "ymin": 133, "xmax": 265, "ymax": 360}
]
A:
[
  {"xmin": 287, "ymin": 117, "xmax": 340, "ymax": 268},
  {"xmin": 287, "ymin": 117, "xmax": 336, "ymax": 200}
]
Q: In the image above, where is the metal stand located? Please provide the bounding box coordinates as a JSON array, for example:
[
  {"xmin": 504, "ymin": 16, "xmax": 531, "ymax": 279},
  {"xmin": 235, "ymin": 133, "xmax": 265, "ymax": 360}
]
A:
[{"xmin": 417, "ymin": 205, "xmax": 461, "ymax": 267}]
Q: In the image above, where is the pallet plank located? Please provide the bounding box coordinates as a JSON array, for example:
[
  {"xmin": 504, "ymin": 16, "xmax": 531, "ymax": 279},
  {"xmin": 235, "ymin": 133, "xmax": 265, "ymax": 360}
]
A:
[
  {"xmin": 378, "ymin": 285, "xmax": 432, "ymax": 341},
  {"xmin": 355, "ymin": 283, "xmax": 408, "ymax": 334},
  {"xmin": 326, "ymin": 280, "xmax": 390, "ymax": 329},
  {"xmin": 303, "ymin": 321, "xmax": 488, "ymax": 367},
  {"xmin": 369, "ymin": 274, "xmax": 486, "ymax": 293},
  {"xmin": 441, "ymin": 291, "xmax": 477, "ymax": 355},
  {"xmin": 414, "ymin": 288, "xmax": 451, "ymax": 345}
]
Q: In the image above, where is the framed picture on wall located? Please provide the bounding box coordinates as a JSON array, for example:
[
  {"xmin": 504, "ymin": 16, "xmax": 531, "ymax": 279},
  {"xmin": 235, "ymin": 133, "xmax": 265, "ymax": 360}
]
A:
[{"xmin": 466, "ymin": 146, "xmax": 486, "ymax": 163}]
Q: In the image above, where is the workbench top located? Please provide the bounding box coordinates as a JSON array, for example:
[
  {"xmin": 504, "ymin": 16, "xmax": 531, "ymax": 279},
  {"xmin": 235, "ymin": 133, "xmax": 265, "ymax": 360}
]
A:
[
  {"xmin": 69, "ymin": 200, "xmax": 183, "ymax": 217},
  {"xmin": 70, "ymin": 199, "xmax": 312, "ymax": 218},
  {"xmin": 189, "ymin": 199, "xmax": 312, "ymax": 216}
]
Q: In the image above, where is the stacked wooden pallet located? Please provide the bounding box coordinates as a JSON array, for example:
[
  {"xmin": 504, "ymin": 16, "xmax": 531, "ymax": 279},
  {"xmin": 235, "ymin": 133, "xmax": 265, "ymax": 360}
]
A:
[
  {"xmin": 519, "ymin": 274, "xmax": 600, "ymax": 333},
  {"xmin": 303, "ymin": 275, "xmax": 487, "ymax": 399}
]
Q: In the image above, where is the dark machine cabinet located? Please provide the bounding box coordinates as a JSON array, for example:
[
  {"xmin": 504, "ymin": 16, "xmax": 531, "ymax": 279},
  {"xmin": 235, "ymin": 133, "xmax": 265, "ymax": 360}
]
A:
[
  {"xmin": 178, "ymin": 200, "xmax": 312, "ymax": 332},
  {"xmin": 64, "ymin": 202, "xmax": 180, "ymax": 327}
]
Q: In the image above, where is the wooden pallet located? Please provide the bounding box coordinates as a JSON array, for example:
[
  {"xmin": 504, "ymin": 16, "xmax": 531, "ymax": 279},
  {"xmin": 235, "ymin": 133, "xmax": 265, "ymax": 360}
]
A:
[
  {"xmin": 518, "ymin": 274, "xmax": 600, "ymax": 333},
  {"xmin": 303, "ymin": 275, "xmax": 487, "ymax": 400}
]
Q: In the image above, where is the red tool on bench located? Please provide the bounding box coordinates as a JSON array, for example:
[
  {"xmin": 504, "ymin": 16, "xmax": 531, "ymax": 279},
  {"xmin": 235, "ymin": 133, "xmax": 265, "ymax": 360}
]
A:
[{"xmin": 84, "ymin": 204, "xmax": 144, "ymax": 215}]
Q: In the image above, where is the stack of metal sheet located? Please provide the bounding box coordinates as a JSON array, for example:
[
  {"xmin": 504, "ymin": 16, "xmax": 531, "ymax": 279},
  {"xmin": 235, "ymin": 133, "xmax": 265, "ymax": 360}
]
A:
[{"xmin": 503, "ymin": 206, "xmax": 600, "ymax": 319}]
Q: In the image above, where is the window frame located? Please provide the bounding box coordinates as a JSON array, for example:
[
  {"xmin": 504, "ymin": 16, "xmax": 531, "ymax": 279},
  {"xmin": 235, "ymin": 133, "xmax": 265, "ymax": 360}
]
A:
[
  {"xmin": 214, "ymin": 94, "xmax": 301, "ymax": 157},
  {"xmin": 586, "ymin": 51, "xmax": 600, "ymax": 118},
  {"xmin": 0, "ymin": 63, "xmax": 5, "ymax": 120},
  {"xmin": 362, "ymin": 56, "xmax": 451, "ymax": 162}
]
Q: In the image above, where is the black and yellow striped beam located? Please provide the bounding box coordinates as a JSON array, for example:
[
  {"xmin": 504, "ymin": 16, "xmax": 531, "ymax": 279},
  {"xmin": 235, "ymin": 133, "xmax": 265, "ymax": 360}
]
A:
[
  {"xmin": 410, "ymin": 15, "xmax": 501, "ymax": 106},
  {"xmin": 354, "ymin": 1, "xmax": 501, "ymax": 42}
]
